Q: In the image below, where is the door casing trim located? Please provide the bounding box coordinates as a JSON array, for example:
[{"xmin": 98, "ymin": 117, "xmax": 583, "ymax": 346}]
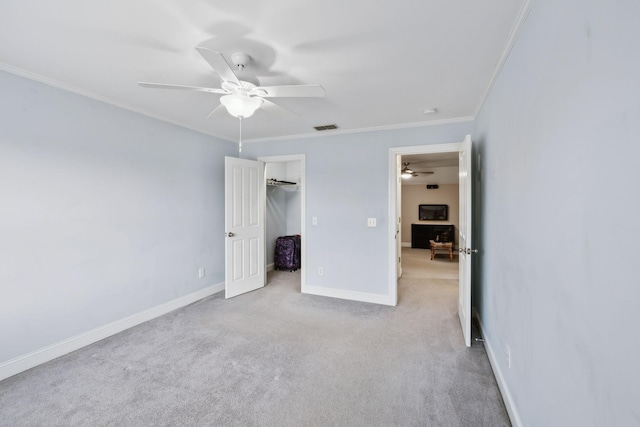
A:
[
  {"xmin": 258, "ymin": 154, "xmax": 306, "ymax": 292},
  {"xmin": 388, "ymin": 142, "xmax": 463, "ymax": 306}
]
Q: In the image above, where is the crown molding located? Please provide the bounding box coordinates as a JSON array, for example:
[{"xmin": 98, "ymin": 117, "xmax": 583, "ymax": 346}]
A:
[
  {"xmin": 243, "ymin": 116, "xmax": 476, "ymax": 144},
  {"xmin": 1, "ymin": 63, "xmax": 476, "ymax": 145},
  {"xmin": 0, "ymin": 63, "xmax": 235, "ymax": 143},
  {"xmin": 474, "ymin": 0, "xmax": 534, "ymax": 118}
]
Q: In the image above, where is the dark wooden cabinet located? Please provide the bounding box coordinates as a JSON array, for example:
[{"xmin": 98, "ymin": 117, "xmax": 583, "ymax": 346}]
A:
[{"xmin": 411, "ymin": 224, "xmax": 455, "ymax": 249}]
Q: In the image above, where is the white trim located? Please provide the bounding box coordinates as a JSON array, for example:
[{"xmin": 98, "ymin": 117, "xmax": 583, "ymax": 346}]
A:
[
  {"xmin": 303, "ymin": 284, "xmax": 395, "ymax": 306},
  {"xmin": 474, "ymin": 309, "xmax": 522, "ymax": 427},
  {"xmin": 401, "ymin": 242, "xmax": 411, "ymax": 248},
  {"xmin": 388, "ymin": 142, "xmax": 464, "ymax": 307},
  {"xmin": 388, "ymin": 157, "xmax": 399, "ymax": 306},
  {"xmin": 244, "ymin": 117, "xmax": 475, "ymax": 144},
  {"xmin": 474, "ymin": 0, "xmax": 534, "ymax": 118},
  {"xmin": 257, "ymin": 154, "xmax": 306, "ymax": 292},
  {"xmin": 0, "ymin": 63, "xmax": 476, "ymax": 144},
  {"xmin": 266, "ymin": 263, "xmax": 274, "ymax": 272},
  {"xmin": 0, "ymin": 283, "xmax": 224, "ymax": 382}
]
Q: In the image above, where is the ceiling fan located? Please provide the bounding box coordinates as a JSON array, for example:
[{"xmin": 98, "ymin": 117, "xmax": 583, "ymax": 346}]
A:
[
  {"xmin": 138, "ymin": 47, "xmax": 325, "ymax": 119},
  {"xmin": 401, "ymin": 162, "xmax": 434, "ymax": 178}
]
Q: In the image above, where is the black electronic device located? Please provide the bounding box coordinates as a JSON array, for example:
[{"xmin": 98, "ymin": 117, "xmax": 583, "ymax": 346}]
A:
[{"xmin": 419, "ymin": 204, "xmax": 448, "ymax": 221}]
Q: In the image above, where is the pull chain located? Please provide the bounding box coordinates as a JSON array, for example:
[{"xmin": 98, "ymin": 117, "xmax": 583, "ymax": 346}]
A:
[{"xmin": 238, "ymin": 117, "xmax": 243, "ymax": 155}]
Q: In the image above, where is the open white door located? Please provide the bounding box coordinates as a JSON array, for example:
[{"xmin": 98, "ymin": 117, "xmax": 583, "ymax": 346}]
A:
[
  {"xmin": 396, "ymin": 155, "xmax": 403, "ymax": 279},
  {"xmin": 225, "ymin": 156, "xmax": 265, "ymax": 299},
  {"xmin": 458, "ymin": 135, "xmax": 474, "ymax": 347}
]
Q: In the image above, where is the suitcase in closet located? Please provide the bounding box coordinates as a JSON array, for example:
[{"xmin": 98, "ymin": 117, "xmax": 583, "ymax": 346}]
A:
[{"xmin": 274, "ymin": 235, "xmax": 301, "ymax": 271}]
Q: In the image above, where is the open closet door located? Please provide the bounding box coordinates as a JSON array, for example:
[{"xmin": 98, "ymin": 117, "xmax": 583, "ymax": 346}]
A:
[
  {"xmin": 225, "ymin": 156, "xmax": 265, "ymax": 299},
  {"xmin": 458, "ymin": 135, "xmax": 473, "ymax": 347}
]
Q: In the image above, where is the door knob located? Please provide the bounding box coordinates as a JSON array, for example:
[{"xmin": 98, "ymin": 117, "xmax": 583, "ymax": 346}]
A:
[
  {"xmin": 225, "ymin": 232, "xmax": 235, "ymax": 237},
  {"xmin": 466, "ymin": 248, "xmax": 478, "ymax": 254}
]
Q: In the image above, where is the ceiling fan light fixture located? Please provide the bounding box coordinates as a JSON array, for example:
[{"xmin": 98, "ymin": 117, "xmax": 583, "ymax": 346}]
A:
[
  {"xmin": 220, "ymin": 94, "xmax": 263, "ymax": 118},
  {"xmin": 401, "ymin": 167, "xmax": 414, "ymax": 178},
  {"xmin": 140, "ymin": 48, "xmax": 325, "ymax": 122}
]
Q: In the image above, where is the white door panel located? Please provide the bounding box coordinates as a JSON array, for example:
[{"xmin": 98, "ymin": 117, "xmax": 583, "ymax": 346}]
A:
[
  {"xmin": 458, "ymin": 135, "xmax": 473, "ymax": 347},
  {"xmin": 225, "ymin": 156, "xmax": 265, "ymax": 299},
  {"xmin": 397, "ymin": 155, "xmax": 403, "ymax": 279}
]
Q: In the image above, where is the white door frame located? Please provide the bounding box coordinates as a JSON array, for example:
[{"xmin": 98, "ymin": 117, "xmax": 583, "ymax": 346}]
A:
[
  {"xmin": 257, "ymin": 154, "xmax": 306, "ymax": 292},
  {"xmin": 388, "ymin": 142, "xmax": 462, "ymax": 306}
]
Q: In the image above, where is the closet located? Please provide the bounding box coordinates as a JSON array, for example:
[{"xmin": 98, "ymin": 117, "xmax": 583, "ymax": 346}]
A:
[{"xmin": 265, "ymin": 161, "xmax": 301, "ymax": 271}]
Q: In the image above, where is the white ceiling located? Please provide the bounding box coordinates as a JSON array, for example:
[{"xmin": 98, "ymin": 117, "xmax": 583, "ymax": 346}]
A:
[{"xmin": 0, "ymin": 0, "xmax": 528, "ymax": 142}]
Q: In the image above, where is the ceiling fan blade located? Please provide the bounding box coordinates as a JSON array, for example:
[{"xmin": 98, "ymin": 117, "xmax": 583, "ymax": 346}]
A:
[
  {"xmin": 207, "ymin": 104, "xmax": 229, "ymax": 119},
  {"xmin": 256, "ymin": 84, "xmax": 325, "ymax": 98},
  {"xmin": 260, "ymin": 99, "xmax": 298, "ymax": 119},
  {"xmin": 138, "ymin": 82, "xmax": 228, "ymax": 94},
  {"xmin": 195, "ymin": 47, "xmax": 240, "ymax": 86}
]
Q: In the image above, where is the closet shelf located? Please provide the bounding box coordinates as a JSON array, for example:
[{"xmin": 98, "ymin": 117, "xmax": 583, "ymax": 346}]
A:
[
  {"xmin": 267, "ymin": 178, "xmax": 296, "ymax": 186},
  {"xmin": 267, "ymin": 178, "xmax": 300, "ymax": 191}
]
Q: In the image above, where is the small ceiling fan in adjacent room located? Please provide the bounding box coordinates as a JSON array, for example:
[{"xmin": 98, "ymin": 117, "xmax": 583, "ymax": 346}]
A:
[
  {"xmin": 401, "ymin": 162, "xmax": 434, "ymax": 179},
  {"xmin": 138, "ymin": 47, "xmax": 325, "ymax": 119}
]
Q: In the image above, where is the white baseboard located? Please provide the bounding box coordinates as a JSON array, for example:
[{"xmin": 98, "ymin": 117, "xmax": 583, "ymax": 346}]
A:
[
  {"xmin": 473, "ymin": 309, "xmax": 522, "ymax": 427},
  {"xmin": 267, "ymin": 263, "xmax": 274, "ymax": 272},
  {"xmin": 401, "ymin": 242, "xmax": 411, "ymax": 247},
  {"xmin": 303, "ymin": 284, "xmax": 395, "ymax": 306},
  {"xmin": 0, "ymin": 282, "xmax": 224, "ymax": 382}
]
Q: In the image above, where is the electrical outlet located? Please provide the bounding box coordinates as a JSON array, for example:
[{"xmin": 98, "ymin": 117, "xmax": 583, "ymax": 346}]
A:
[
  {"xmin": 312, "ymin": 216, "xmax": 318, "ymax": 225},
  {"xmin": 318, "ymin": 267, "xmax": 324, "ymax": 276},
  {"xmin": 367, "ymin": 218, "xmax": 377, "ymax": 227},
  {"xmin": 506, "ymin": 344, "xmax": 511, "ymax": 369},
  {"xmin": 198, "ymin": 267, "xmax": 205, "ymax": 279}
]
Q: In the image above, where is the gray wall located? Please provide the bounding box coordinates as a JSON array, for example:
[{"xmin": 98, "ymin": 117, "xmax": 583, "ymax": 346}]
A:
[
  {"xmin": 474, "ymin": 0, "xmax": 640, "ymax": 424},
  {"xmin": 244, "ymin": 123, "xmax": 473, "ymax": 294},
  {"xmin": 265, "ymin": 186, "xmax": 287, "ymax": 265},
  {"xmin": 0, "ymin": 71, "xmax": 235, "ymax": 363},
  {"xmin": 285, "ymin": 190, "xmax": 301, "ymax": 236}
]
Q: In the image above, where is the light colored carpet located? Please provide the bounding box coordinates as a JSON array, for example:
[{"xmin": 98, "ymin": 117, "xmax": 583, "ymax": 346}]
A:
[
  {"xmin": 400, "ymin": 247, "xmax": 459, "ymax": 281},
  {"xmin": 0, "ymin": 250, "xmax": 509, "ymax": 426}
]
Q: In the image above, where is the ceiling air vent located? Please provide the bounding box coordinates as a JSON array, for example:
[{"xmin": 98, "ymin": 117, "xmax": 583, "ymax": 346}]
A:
[{"xmin": 314, "ymin": 124, "xmax": 339, "ymax": 131}]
